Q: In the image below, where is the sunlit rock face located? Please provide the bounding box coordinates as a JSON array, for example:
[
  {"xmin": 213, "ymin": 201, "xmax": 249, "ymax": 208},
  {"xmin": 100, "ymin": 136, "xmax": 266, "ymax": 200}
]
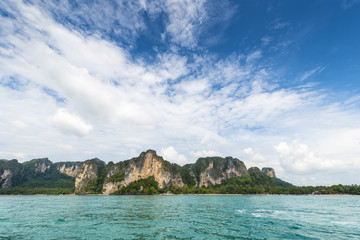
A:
[
  {"xmin": 25, "ymin": 158, "xmax": 52, "ymax": 173},
  {"xmin": 188, "ymin": 157, "xmax": 249, "ymax": 187},
  {"xmin": 262, "ymin": 167, "xmax": 276, "ymax": 178},
  {"xmin": 55, "ymin": 162, "xmax": 83, "ymax": 178},
  {"xmin": 0, "ymin": 159, "xmax": 24, "ymax": 188},
  {"xmin": 74, "ymin": 159, "xmax": 104, "ymax": 193},
  {"xmin": 102, "ymin": 150, "xmax": 184, "ymax": 194},
  {"xmin": 0, "ymin": 169, "xmax": 13, "ymax": 188}
]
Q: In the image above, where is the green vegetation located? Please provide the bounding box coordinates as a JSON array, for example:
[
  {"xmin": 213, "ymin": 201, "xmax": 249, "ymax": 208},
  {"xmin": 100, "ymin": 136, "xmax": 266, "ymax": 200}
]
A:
[
  {"xmin": 112, "ymin": 176, "xmax": 159, "ymax": 195},
  {"xmin": 19, "ymin": 159, "xmax": 75, "ymax": 188},
  {"xmin": 0, "ymin": 187, "xmax": 74, "ymax": 195},
  {"xmin": 1, "ymin": 150, "xmax": 360, "ymax": 195},
  {"xmin": 104, "ymin": 163, "xmax": 125, "ymax": 183},
  {"xmin": 159, "ymin": 179, "xmax": 360, "ymax": 195},
  {"xmin": 266, "ymin": 184, "xmax": 360, "ymax": 195},
  {"xmin": 0, "ymin": 159, "xmax": 24, "ymax": 186},
  {"xmin": 105, "ymin": 171, "xmax": 124, "ymax": 183},
  {"xmin": 82, "ymin": 159, "xmax": 107, "ymax": 194}
]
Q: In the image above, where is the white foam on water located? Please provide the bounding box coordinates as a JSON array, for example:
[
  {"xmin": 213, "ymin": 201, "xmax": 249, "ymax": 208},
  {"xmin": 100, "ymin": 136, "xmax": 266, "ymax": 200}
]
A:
[
  {"xmin": 235, "ymin": 210, "xmax": 246, "ymax": 214},
  {"xmin": 252, "ymin": 213, "xmax": 262, "ymax": 218},
  {"xmin": 331, "ymin": 221, "xmax": 358, "ymax": 226}
]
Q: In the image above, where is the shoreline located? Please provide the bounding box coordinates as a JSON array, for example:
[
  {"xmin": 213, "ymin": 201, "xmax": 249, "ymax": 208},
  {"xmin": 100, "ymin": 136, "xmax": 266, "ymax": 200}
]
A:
[{"xmin": 0, "ymin": 193, "xmax": 358, "ymax": 196}]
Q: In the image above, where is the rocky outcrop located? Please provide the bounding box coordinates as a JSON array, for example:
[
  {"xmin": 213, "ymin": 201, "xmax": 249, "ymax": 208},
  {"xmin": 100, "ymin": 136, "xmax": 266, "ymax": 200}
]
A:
[
  {"xmin": 23, "ymin": 158, "xmax": 52, "ymax": 173},
  {"xmin": 1, "ymin": 169, "xmax": 13, "ymax": 188},
  {"xmin": 185, "ymin": 156, "xmax": 249, "ymax": 187},
  {"xmin": 103, "ymin": 182, "xmax": 120, "ymax": 195},
  {"xmin": 74, "ymin": 158, "xmax": 105, "ymax": 193},
  {"xmin": 262, "ymin": 167, "xmax": 276, "ymax": 178},
  {"xmin": 102, "ymin": 150, "xmax": 184, "ymax": 194},
  {"xmin": 34, "ymin": 159, "xmax": 51, "ymax": 172},
  {"xmin": 0, "ymin": 159, "xmax": 24, "ymax": 188},
  {"xmin": 54, "ymin": 162, "xmax": 83, "ymax": 178}
]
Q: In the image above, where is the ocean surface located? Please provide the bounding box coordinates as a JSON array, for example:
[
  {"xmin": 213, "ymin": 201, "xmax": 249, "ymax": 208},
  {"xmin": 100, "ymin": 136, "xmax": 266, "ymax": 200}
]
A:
[{"xmin": 0, "ymin": 195, "xmax": 359, "ymax": 239}]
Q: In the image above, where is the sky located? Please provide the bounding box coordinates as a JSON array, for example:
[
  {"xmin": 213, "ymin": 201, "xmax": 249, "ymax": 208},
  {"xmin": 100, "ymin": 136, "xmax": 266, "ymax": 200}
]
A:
[{"xmin": 1, "ymin": 0, "xmax": 360, "ymax": 186}]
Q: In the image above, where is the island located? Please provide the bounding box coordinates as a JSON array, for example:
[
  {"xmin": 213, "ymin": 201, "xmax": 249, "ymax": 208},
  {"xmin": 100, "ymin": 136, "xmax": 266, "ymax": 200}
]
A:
[{"xmin": 1, "ymin": 150, "xmax": 359, "ymax": 195}]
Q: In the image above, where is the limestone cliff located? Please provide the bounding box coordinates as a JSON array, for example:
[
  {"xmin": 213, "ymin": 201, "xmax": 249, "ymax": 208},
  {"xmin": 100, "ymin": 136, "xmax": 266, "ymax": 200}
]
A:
[
  {"xmin": 0, "ymin": 150, "xmax": 287, "ymax": 193},
  {"xmin": 54, "ymin": 162, "xmax": 83, "ymax": 178},
  {"xmin": 102, "ymin": 150, "xmax": 183, "ymax": 194},
  {"xmin": 183, "ymin": 156, "xmax": 249, "ymax": 187},
  {"xmin": 23, "ymin": 158, "xmax": 52, "ymax": 173},
  {"xmin": 34, "ymin": 159, "xmax": 51, "ymax": 172},
  {"xmin": 74, "ymin": 158, "xmax": 105, "ymax": 193},
  {"xmin": 262, "ymin": 167, "xmax": 276, "ymax": 178},
  {"xmin": 1, "ymin": 169, "xmax": 13, "ymax": 188},
  {"xmin": 0, "ymin": 159, "xmax": 24, "ymax": 188}
]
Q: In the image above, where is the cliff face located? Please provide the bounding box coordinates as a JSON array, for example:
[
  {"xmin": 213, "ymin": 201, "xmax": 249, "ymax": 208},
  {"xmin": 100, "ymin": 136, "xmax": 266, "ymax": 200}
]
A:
[
  {"xmin": 0, "ymin": 159, "xmax": 24, "ymax": 188},
  {"xmin": 184, "ymin": 157, "xmax": 249, "ymax": 187},
  {"xmin": 0, "ymin": 149, "xmax": 286, "ymax": 193},
  {"xmin": 102, "ymin": 150, "xmax": 184, "ymax": 194},
  {"xmin": 74, "ymin": 159, "xmax": 105, "ymax": 193},
  {"xmin": 33, "ymin": 159, "xmax": 52, "ymax": 172},
  {"xmin": 54, "ymin": 162, "xmax": 83, "ymax": 178},
  {"xmin": 1, "ymin": 169, "xmax": 13, "ymax": 188},
  {"xmin": 262, "ymin": 167, "xmax": 276, "ymax": 178}
]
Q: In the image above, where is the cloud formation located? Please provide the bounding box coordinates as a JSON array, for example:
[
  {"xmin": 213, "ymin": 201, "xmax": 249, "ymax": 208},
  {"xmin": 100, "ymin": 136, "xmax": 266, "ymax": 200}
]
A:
[
  {"xmin": 275, "ymin": 141, "xmax": 345, "ymax": 174},
  {"xmin": 0, "ymin": 0, "xmax": 359, "ymax": 186},
  {"xmin": 161, "ymin": 147, "xmax": 188, "ymax": 165},
  {"xmin": 51, "ymin": 109, "xmax": 93, "ymax": 137}
]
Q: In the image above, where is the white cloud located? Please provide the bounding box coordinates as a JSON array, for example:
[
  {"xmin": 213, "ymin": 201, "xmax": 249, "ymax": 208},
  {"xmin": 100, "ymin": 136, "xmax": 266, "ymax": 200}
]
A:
[
  {"xmin": 246, "ymin": 50, "xmax": 262, "ymax": 63},
  {"xmin": 51, "ymin": 109, "xmax": 93, "ymax": 137},
  {"xmin": 164, "ymin": 0, "xmax": 207, "ymax": 48},
  {"xmin": 29, "ymin": 0, "xmax": 147, "ymax": 44},
  {"xmin": 12, "ymin": 120, "xmax": 27, "ymax": 129},
  {"xmin": 261, "ymin": 36, "xmax": 272, "ymax": 46},
  {"xmin": 161, "ymin": 147, "xmax": 188, "ymax": 165},
  {"xmin": 298, "ymin": 66, "xmax": 325, "ymax": 82},
  {"xmin": 0, "ymin": 152, "xmax": 26, "ymax": 160},
  {"xmin": 243, "ymin": 148, "xmax": 265, "ymax": 163},
  {"xmin": 191, "ymin": 150, "xmax": 222, "ymax": 158},
  {"xmin": 275, "ymin": 141, "xmax": 348, "ymax": 174}
]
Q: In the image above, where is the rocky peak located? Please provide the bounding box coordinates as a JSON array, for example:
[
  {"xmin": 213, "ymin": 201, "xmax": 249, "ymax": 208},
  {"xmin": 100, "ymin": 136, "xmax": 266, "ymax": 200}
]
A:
[
  {"xmin": 262, "ymin": 167, "xmax": 276, "ymax": 178},
  {"xmin": 102, "ymin": 149, "xmax": 184, "ymax": 194},
  {"xmin": 23, "ymin": 158, "xmax": 52, "ymax": 173},
  {"xmin": 187, "ymin": 156, "xmax": 249, "ymax": 187},
  {"xmin": 75, "ymin": 158, "xmax": 105, "ymax": 193},
  {"xmin": 34, "ymin": 158, "xmax": 52, "ymax": 172}
]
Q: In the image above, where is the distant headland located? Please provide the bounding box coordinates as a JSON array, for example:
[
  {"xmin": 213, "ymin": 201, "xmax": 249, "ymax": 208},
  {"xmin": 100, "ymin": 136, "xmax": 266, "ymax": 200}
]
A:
[{"xmin": 1, "ymin": 150, "xmax": 359, "ymax": 195}]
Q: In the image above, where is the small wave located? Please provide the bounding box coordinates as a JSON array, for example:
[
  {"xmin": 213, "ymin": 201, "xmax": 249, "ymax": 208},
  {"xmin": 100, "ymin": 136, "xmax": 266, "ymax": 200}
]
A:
[
  {"xmin": 255, "ymin": 209, "xmax": 273, "ymax": 214},
  {"xmin": 331, "ymin": 221, "xmax": 357, "ymax": 226},
  {"xmin": 235, "ymin": 210, "xmax": 246, "ymax": 214},
  {"xmin": 252, "ymin": 213, "xmax": 262, "ymax": 218}
]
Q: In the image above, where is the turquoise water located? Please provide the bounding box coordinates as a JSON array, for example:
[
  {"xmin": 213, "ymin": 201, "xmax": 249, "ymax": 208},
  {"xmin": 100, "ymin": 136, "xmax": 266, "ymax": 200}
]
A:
[{"xmin": 0, "ymin": 195, "xmax": 359, "ymax": 239}]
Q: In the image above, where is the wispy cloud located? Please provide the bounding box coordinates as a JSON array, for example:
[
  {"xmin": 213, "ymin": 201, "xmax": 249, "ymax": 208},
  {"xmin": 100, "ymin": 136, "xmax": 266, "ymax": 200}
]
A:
[
  {"xmin": 164, "ymin": 0, "xmax": 207, "ymax": 48},
  {"xmin": 298, "ymin": 66, "xmax": 325, "ymax": 82}
]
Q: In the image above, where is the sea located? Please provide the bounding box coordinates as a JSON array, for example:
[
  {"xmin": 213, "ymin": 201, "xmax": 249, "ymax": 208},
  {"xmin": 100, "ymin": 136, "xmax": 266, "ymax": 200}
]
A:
[{"xmin": 0, "ymin": 195, "xmax": 359, "ymax": 239}]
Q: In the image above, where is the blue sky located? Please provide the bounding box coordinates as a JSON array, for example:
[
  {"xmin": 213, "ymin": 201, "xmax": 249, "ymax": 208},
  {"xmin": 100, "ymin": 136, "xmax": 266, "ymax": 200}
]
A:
[{"xmin": 0, "ymin": 0, "xmax": 360, "ymax": 186}]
